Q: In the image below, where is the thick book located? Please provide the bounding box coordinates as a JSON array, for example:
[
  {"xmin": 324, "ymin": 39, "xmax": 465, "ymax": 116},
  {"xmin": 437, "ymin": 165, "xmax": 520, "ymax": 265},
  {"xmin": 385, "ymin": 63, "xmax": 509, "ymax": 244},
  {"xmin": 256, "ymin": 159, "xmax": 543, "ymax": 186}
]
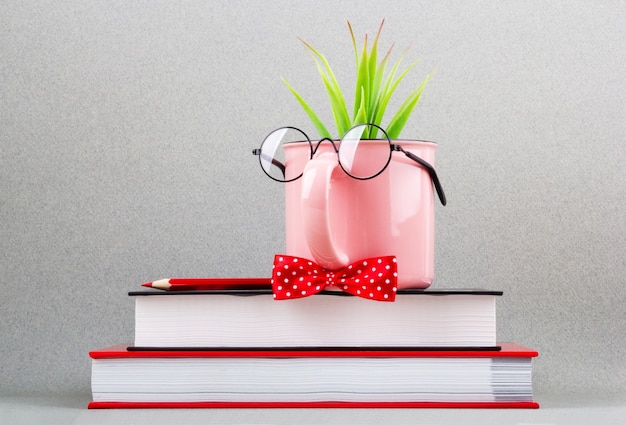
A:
[
  {"xmin": 88, "ymin": 343, "xmax": 539, "ymax": 409},
  {"xmin": 130, "ymin": 288, "xmax": 502, "ymax": 349}
]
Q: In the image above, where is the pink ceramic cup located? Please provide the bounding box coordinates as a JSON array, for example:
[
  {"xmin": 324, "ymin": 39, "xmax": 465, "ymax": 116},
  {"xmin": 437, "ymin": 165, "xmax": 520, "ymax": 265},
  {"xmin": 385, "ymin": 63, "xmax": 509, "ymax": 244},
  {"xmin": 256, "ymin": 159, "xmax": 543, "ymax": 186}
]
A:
[{"xmin": 284, "ymin": 140, "xmax": 437, "ymax": 289}]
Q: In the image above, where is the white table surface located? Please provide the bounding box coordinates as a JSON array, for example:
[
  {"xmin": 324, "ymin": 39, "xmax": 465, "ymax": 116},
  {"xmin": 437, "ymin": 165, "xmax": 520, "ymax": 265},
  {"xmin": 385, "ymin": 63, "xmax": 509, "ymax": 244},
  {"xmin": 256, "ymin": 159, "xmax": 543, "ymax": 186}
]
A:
[{"xmin": 1, "ymin": 392, "xmax": 625, "ymax": 425}]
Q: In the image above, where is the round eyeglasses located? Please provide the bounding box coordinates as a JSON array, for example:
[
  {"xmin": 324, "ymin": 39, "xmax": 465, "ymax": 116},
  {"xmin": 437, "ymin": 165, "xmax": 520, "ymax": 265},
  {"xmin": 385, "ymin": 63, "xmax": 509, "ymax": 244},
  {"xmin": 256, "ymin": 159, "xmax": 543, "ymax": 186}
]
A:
[{"xmin": 252, "ymin": 123, "xmax": 446, "ymax": 205}]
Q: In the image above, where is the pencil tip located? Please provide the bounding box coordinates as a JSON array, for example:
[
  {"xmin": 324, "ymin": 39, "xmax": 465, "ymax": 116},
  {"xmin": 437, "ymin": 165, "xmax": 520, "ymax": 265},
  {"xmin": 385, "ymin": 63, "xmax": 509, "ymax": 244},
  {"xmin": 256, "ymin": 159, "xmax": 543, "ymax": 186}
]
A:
[{"xmin": 149, "ymin": 279, "xmax": 172, "ymax": 290}]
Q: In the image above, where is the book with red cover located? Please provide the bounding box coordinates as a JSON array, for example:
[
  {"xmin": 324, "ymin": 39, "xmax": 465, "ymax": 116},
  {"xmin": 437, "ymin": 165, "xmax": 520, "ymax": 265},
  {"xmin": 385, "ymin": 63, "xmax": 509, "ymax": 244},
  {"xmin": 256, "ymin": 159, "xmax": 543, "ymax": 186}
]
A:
[{"xmin": 89, "ymin": 343, "xmax": 539, "ymax": 409}]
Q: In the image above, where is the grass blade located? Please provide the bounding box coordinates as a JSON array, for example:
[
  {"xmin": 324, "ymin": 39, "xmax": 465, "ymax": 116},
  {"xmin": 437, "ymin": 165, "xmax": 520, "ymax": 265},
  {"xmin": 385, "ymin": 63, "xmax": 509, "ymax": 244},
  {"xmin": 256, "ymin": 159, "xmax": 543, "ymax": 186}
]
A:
[
  {"xmin": 354, "ymin": 86, "xmax": 368, "ymax": 126},
  {"xmin": 299, "ymin": 38, "xmax": 351, "ymax": 137},
  {"xmin": 386, "ymin": 74, "xmax": 431, "ymax": 139},
  {"xmin": 366, "ymin": 20, "xmax": 385, "ymax": 124},
  {"xmin": 282, "ymin": 77, "xmax": 332, "ymax": 139},
  {"xmin": 369, "ymin": 42, "xmax": 394, "ymax": 126},
  {"xmin": 374, "ymin": 53, "xmax": 420, "ymax": 128},
  {"xmin": 353, "ymin": 34, "xmax": 369, "ymax": 123},
  {"xmin": 319, "ymin": 70, "xmax": 352, "ymax": 136},
  {"xmin": 347, "ymin": 21, "xmax": 359, "ymax": 70}
]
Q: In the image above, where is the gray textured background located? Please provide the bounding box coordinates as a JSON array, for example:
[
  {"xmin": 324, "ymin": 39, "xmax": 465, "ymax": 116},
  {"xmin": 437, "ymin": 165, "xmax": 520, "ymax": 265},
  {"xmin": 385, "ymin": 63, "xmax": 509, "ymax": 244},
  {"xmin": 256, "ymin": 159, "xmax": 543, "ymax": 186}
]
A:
[{"xmin": 1, "ymin": 0, "xmax": 624, "ymax": 398}]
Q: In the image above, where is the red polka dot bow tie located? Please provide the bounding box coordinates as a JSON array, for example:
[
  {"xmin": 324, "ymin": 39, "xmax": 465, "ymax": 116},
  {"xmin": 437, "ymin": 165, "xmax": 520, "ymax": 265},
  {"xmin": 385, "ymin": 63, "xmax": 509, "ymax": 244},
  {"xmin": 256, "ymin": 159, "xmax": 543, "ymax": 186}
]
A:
[{"xmin": 271, "ymin": 254, "xmax": 398, "ymax": 302}]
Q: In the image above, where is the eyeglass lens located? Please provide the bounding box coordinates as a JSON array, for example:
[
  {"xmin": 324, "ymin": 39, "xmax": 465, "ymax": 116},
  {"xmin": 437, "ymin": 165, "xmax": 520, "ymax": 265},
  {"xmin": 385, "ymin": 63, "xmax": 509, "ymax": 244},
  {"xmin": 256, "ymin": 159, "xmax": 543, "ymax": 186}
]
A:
[
  {"xmin": 258, "ymin": 127, "xmax": 311, "ymax": 182},
  {"xmin": 338, "ymin": 124, "xmax": 392, "ymax": 179}
]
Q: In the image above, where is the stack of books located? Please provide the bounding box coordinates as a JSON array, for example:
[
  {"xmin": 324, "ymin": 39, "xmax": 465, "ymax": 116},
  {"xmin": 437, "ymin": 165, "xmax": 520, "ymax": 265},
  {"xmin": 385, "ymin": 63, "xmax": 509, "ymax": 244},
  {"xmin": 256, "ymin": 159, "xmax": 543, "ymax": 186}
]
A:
[{"xmin": 88, "ymin": 278, "xmax": 539, "ymax": 408}]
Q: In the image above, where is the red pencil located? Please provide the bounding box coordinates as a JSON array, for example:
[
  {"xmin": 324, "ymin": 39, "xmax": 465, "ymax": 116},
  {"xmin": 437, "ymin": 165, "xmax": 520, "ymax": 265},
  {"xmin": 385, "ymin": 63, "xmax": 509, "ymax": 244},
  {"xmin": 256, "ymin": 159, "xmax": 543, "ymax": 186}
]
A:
[{"xmin": 141, "ymin": 278, "xmax": 272, "ymax": 291}]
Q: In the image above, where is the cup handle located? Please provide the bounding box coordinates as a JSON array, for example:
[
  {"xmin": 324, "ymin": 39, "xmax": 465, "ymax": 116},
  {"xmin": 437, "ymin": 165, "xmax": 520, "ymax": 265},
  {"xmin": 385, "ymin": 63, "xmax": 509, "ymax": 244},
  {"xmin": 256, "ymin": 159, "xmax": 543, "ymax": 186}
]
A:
[{"xmin": 300, "ymin": 152, "xmax": 350, "ymax": 270}]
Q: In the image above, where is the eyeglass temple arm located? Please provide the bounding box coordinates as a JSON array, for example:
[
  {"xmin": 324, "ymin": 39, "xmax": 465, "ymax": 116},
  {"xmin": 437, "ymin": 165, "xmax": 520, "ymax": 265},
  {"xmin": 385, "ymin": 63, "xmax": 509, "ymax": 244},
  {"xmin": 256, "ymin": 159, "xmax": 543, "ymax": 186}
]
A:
[
  {"xmin": 252, "ymin": 149, "xmax": 286, "ymax": 179},
  {"xmin": 392, "ymin": 145, "xmax": 447, "ymax": 206}
]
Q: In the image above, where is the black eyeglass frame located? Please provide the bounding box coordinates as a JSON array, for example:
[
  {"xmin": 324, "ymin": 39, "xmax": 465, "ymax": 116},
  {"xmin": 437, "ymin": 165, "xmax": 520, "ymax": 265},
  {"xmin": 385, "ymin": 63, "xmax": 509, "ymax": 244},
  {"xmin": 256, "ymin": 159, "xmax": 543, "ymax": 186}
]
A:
[{"xmin": 253, "ymin": 123, "xmax": 446, "ymax": 206}]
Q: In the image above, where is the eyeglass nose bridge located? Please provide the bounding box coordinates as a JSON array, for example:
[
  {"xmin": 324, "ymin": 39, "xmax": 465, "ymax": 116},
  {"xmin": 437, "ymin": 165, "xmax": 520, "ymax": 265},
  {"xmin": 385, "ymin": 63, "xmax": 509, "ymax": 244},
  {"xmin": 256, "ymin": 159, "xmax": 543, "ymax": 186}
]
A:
[{"xmin": 311, "ymin": 137, "xmax": 340, "ymax": 156}]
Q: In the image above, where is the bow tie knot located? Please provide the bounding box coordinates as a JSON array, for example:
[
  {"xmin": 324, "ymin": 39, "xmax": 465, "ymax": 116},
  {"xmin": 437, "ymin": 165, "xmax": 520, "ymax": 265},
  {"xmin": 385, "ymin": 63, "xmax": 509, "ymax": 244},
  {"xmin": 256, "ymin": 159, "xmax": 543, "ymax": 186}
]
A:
[{"xmin": 271, "ymin": 255, "xmax": 398, "ymax": 302}]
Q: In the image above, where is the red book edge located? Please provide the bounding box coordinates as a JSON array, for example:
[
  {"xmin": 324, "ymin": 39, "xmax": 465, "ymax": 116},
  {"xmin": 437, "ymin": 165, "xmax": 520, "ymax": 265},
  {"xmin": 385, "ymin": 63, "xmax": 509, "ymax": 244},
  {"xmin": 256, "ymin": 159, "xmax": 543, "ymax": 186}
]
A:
[
  {"xmin": 89, "ymin": 342, "xmax": 538, "ymax": 359},
  {"xmin": 88, "ymin": 400, "xmax": 540, "ymax": 409}
]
